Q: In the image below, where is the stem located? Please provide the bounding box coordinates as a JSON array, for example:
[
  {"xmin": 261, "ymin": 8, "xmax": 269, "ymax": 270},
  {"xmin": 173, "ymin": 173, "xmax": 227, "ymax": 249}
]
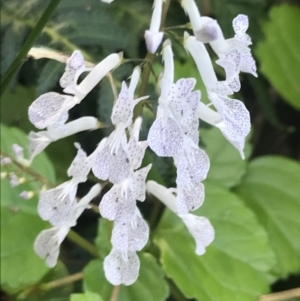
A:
[
  {"xmin": 109, "ymin": 285, "xmax": 121, "ymax": 301},
  {"xmin": 1, "ymin": 151, "xmax": 54, "ymax": 187},
  {"xmin": 41, "ymin": 272, "xmax": 83, "ymax": 291},
  {"xmin": 17, "ymin": 272, "xmax": 83, "ymax": 299},
  {"xmin": 133, "ymin": 0, "xmax": 171, "ymax": 120},
  {"xmin": 0, "ymin": 0, "xmax": 62, "ymax": 97},
  {"xmin": 259, "ymin": 288, "xmax": 300, "ymax": 301},
  {"xmin": 67, "ymin": 230, "xmax": 98, "ymax": 257}
]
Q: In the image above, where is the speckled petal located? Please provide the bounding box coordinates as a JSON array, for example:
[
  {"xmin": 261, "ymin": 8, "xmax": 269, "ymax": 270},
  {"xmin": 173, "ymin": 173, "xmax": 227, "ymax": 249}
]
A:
[
  {"xmin": 111, "ymin": 82, "xmax": 132, "ymax": 126},
  {"xmin": 104, "ymin": 249, "xmax": 140, "ymax": 286},
  {"xmin": 179, "ymin": 214, "xmax": 215, "ymax": 255},
  {"xmin": 67, "ymin": 143, "xmax": 91, "ymax": 182},
  {"xmin": 28, "ymin": 92, "xmax": 75, "ymax": 129},
  {"xmin": 176, "ymin": 182, "xmax": 205, "ymax": 214},
  {"xmin": 148, "ymin": 116, "xmax": 184, "ymax": 157},
  {"xmin": 132, "ymin": 164, "xmax": 152, "ymax": 201}
]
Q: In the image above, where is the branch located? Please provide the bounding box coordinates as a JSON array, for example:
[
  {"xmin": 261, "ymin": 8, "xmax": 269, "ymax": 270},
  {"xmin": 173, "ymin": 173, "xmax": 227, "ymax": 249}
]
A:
[{"xmin": 259, "ymin": 288, "xmax": 300, "ymax": 301}]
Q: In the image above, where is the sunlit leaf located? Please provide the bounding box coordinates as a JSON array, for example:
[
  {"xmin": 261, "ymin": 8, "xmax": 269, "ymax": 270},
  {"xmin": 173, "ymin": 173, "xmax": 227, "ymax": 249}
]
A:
[
  {"xmin": 0, "ymin": 124, "xmax": 55, "ymax": 291},
  {"xmin": 256, "ymin": 5, "xmax": 300, "ymax": 110},
  {"xmin": 201, "ymin": 126, "xmax": 252, "ymax": 188},
  {"xmin": 70, "ymin": 291, "xmax": 103, "ymax": 301},
  {"xmin": 154, "ymin": 183, "xmax": 276, "ymax": 301},
  {"xmin": 236, "ymin": 156, "xmax": 300, "ymax": 278}
]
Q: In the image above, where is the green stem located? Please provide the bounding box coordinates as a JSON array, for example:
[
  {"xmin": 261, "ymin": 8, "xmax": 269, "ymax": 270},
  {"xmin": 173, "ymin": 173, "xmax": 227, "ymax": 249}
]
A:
[
  {"xmin": 0, "ymin": 0, "xmax": 62, "ymax": 97},
  {"xmin": 67, "ymin": 230, "xmax": 98, "ymax": 257},
  {"xmin": 17, "ymin": 272, "xmax": 83, "ymax": 299},
  {"xmin": 41, "ymin": 272, "xmax": 83, "ymax": 291},
  {"xmin": 133, "ymin": 0, "xmax": 171, "ymax": 120}
]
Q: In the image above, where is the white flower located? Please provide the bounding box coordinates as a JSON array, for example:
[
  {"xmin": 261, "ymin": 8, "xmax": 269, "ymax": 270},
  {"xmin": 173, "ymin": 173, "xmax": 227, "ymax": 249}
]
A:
[
  {"xmin": 148, "ymin": 40, "xmax": 185, "ymax": 157},
  {"xmin": 92, "ymin": 67, "xmax": 148, "ymax": 184},
  {"xmin": 179, "ymin": 214, "xmax": 215, "ymax": 255},
  {"xmin": 38, "ymin": 182, "xmax": 78, "ymax": 227},
  {"xmin": 35, "ymin": 184, "xmax": 101, "ymax": 267},
  {"xmin": 216, "ymin": 15, "xmax": 257, "ymax": 77},
  {"xmin": 208, "ymin": 92, "xmax": 250, "ymax": 159},
  {"xmin": 99, "ymin": 164, "xmax": 152, "ymax": 222},
  {"xmin": 184, "ymin": 33, "xmax": 251, "ymax": 158},
  {"xmin": 38, "ymin": 143, "xmax": 92, "ymax": 226},
  {"xmin": 34, "ymin": 226, "xmax": 69, "ymax": 268},
  {"xmin": 111, "ymin": 208, "xmax": 149, "ymax": 254},
  {"xmin": 28, "ymin": 92, "xmax": 75, "ymax": 130},
  {"xmin": 146, "ymin": 180, "xmax": 215, "ymax": 254},
  {"xmin": 59, "ymin": 50, "xmax": 92, "ymax": 94},
  {"xmin": 104, "ymin": 249, "xmax": 140, "ymax": 286},
  {"xmin": 29, "ymin": 53, "xmax": 122, "ymax": 130},
  {"xmin": 144, "ymin": 0, "xmax": 164, "ymax": 53},
  {"xmin": 29, "ymin": 116, "xmax": 99, "ymax": 163},
  {"xmin": 197, "ymin": 15, "xmax": 257, "ymax": 78}
]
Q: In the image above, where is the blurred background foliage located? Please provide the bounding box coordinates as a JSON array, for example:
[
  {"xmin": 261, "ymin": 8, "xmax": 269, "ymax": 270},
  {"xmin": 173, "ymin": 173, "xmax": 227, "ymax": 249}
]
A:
[{"xmin": 1, "ymin": 0, "xmax": 300, "ymax": 301}]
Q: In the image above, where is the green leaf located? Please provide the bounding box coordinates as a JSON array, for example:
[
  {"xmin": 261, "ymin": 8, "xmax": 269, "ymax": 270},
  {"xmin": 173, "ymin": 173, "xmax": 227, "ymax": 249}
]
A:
[
  {"xmin": 1, "ymin": 123, "xmax": 55, "ymax": 183},
  {"xmin": 0, "ymin": 124, "xmax": 56, "ymax": 291},
  {"xmin": 256, "ymin": 5, "xmax": 300, "ymax": 110},
  {"xmin": 95, "ymin": 218, "xmax": 113, "ymax": 260},
  {"xmin": 70, "ymin": 291, "xmax": 103, "ymax": 301},
  {"xmin": 1, "ymin": 85, "xmax": 37, "ymax": 132},
  {"xmin": 201, "ymin": 126, "xmax": 251, "ymax": 188},
  {"xmin": 0, "ymin": 206, "xmax": 49, "ymax": 291},
  {"xmin": 36, "ymin": 60, "xmax": 64, "ymax": 96},
  {"xmin": 83, "ymin": 253, "xmax": 169, "ymax": 301},
  {"xmin": 235, "ymin": 156, "xmax": 300, "ymax": 278},
  {"xmin": 154, "ymin": 183, "xmax": 276, "ymax": 301}
]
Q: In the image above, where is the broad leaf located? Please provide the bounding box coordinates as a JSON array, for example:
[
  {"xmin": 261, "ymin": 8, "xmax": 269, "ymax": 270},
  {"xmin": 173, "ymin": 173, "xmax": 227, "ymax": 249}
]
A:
[
  {"xmin": 201, "ymin": 127, "xmax": 251, "ymax": 188},
  {"xmin": 71, "ymin": 291, "xmax": 103, "ymax": 301},
  {"xmin": 154, "ymin": 183, "xmax": 276, "ymax": 301},
  {"xmin": 83, "ymin": 253, "xmax": 169, "ymax": 301},
  {"xmin": 256, "ymin": 5, "xmax": 300, "ymax": 110},
  {"xmin": 236, "ymin": 156, "xmax": 300, "ymax": 278},
  {"xmin": 0, "ymin": 124, "xmax": 55, "ymax": 290}
]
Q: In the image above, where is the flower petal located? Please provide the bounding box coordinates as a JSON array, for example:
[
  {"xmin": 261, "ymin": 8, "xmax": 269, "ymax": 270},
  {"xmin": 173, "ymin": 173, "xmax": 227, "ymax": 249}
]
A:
[
  {"xmin": 148, "ymin": 116, "xmax": 184, "ymax": 157},
  {"xmin": 34, "ymin": 227, "xmax": 69, "ymax": 268},
  {"xmin": 37, "ymin": 184, "xmax": 77, "ymax": 227},
  {"xmin": 67, "ymin": 143, "xmax": 91, "ymax": 182},
  {"xmin": 128, "ymin": 137, "xmax": 148, "ymax": 170},
  {"xmin": 104, "ymin": 249, "xmax": 140, "ymax": 285},
  {"xmin": 28, "ymin": 92, "xmax": 75, "ymax": 129},
  {"xmin": 179, "ymin": 214, "xmax": 215, "ymax": 255},
  {"xmin": 111, "ymin": 210, "xmax": 149, "ymax": 252},
  {"xmin": 176, "ymin": 182, "xmax": 205, "ymax": 214},
  {"xmin": 132, "ymin": 164, "xmax": 152, "ymax": 202},
  {"xmin": 99, "ymin": 185, "xmax": 136, "ymax": 221},
  {"xmin": 111, "ymin": 82, "xmax": 132, "ymax": 126}
]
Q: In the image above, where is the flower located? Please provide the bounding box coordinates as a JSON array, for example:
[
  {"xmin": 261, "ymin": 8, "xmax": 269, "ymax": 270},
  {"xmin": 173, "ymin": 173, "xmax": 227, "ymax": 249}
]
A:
[
  {"xmin": 144, "ymin": 0, "xmax": 164, "ymax": 53},
  {"xmin": 29, "ymin": 116, "xmax": 99, "ymax": 163},
  {"xmin": 104, "ymin": 249, "xmax": 140, "ymax": 285},
  {"xmin": 92, "ymin": 67, "xmax": 148, "ymax": 184},
  {"xmin": 146, "ymin": 180, "xmax": 215, "ymax": 255},
  {"xmin": 38, "ymin": 143, "xmax": 92, "ymax": 227},
  {"xmin": 28, "ymin": 52, "xmax": 122, "ymax": 130},
  {"xmin": 148, "ymin": 40, "xmax": 185, "ymax": 157},
  {"xmin": 35, "ymin": 184, "xmax": 101, "ymax": 267},
  {"xmin": 184, "ymin": 33, "xmax": 251, "ymax": 158}
]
